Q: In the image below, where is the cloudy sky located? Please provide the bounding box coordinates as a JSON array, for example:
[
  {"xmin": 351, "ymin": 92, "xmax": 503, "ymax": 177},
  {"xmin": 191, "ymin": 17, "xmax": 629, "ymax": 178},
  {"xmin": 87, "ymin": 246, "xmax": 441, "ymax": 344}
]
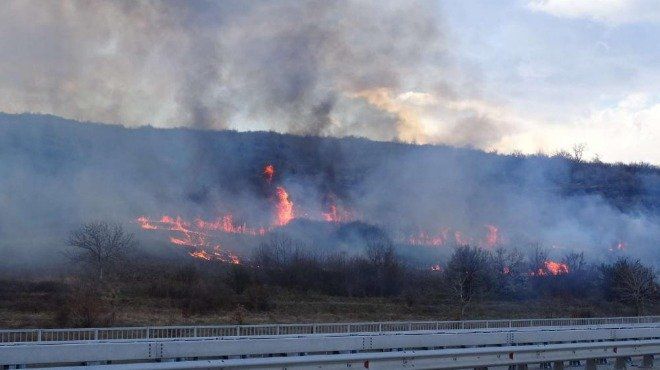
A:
[{"xmin": 1, "ymin": 0, "xmax": 658, "ymax": 164}]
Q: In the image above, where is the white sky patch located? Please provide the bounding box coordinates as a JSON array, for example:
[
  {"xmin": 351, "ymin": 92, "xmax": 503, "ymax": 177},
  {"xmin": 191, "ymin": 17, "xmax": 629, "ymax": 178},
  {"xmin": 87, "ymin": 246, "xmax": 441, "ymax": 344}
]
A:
[
  {"xmin": 495, "ymin": 93, "xmax": 660, "ymax": 164},
  {"xmin": 527, "ymin": 0, "xmax": 660, "ymax": 24}
]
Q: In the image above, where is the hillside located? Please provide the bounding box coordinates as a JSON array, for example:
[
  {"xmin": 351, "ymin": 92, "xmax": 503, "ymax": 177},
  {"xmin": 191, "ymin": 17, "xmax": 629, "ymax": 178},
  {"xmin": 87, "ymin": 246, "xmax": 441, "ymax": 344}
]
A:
[{"xmin": 0, "ymin": 113, "xmax": 658, "ymax": 271}]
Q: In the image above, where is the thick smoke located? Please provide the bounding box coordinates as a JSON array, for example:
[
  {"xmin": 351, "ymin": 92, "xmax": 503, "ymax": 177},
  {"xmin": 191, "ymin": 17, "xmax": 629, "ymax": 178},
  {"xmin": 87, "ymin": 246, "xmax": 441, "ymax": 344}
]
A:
[
  {"xmin": 0, "ymin": 0, "xmax": 508, "ymax": 146},
  {"xmin": 0, "ymin": 114, "xmax": 658, "ymax": 274},
  {"xmin": 0, "ymin": 2, "xmax": 657, "ymax": 273}
]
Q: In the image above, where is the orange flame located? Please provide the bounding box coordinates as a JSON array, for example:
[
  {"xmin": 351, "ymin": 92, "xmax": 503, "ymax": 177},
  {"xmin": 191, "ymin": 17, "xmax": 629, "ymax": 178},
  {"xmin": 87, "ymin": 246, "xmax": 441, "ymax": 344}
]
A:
[
  {"xmin": 263, "ymin": 164, "xmax": 275, "ymax": 183},
  {"xmin": 532, "ymin": 260, "xmax": 569, "ymax": 276},
  {"xmin": 274, "ymin": 186, "xmax": 294, "ymax": 226},
  {"xmin": 321, "ymin": 195, "xmax": 355, "ymax": 223},
  {"xmin": 409, "ymin": 228, "xmax": 449, "ymax": 246},
  {"xmin": 454, "ymin": 231, "xmax": 470, "ymax": 246},
  {"xmin": 482, "ymin": 224, "xmax": 501, "ymax": 248},
  {"xmin": 136, "ymin": 215, "xmax": 241, "ymax": 264},
  {"xmin": 194, "ymin": 215, "xmax": 266, "ymax": 236}
]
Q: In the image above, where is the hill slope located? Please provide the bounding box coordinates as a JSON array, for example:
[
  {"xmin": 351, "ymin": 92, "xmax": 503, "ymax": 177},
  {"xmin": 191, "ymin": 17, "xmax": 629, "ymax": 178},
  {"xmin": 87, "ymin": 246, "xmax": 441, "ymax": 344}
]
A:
[{"xmin": 1, "ymin": 113, "xmax": 658, "ymax": 270}]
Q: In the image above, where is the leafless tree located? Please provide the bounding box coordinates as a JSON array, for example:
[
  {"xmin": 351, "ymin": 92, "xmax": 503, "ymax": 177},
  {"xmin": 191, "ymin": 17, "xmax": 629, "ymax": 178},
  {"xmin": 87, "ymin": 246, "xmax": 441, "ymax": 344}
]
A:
[
  {"xmin": 67, "ymin": 222, "xmax": 136, "ymax": 282},
  {"xmin": 608, "ymin": 259, "xmax": 656, "ymax": 315},
  {"xmin": 572, "ymin": 143, "xmax": 586, "ymax": 162},
  {"xmin": 445, "ymin": 246, "xmax": 494, "ymax": 319},
  {"xmin": 493, "ymin": 247, "xmax": 527, "ymax": 297},
  {"xmin": 563, "ymin": 252, "xmax": 586, "ymax": 273},
  {"xmin": 528, "ymin": 243, "xmax": 549, "ymax": 274}
]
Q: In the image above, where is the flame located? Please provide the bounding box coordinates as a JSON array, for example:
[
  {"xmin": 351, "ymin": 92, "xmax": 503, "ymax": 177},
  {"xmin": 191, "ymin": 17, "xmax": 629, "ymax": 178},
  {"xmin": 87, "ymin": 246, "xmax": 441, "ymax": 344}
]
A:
[
  {"xmin": 274, "ymin": 186, "xmax": 294, "ymax": 226},
  {"xmin": 263, "ymin": 164, "xmax": 275, "ymax": 183},
  {"xmin": 482, "ymin": 224, "xmax": 500, "ymax": 248},
  {"xmin": 136, "ymin": 216, "xmax": 157, "ymax": 230},
  {"xmin": 194, "ymin": 215, "xmax": 266, "ymax": 236},
  {"xmin": 322, "ymin": 194, "xmax": 355, "ymax": 223},
  {"xmin": 454, "ymin": 231, "xmax": 470, "ymax": 246},
  {"xmin": 409, "ymin": 228, "xmax": 449, "ymax": 246},
  {"xmin": 430, "ymin": 264, "xmax": 442, "ymax": 272},
  {"xmin": 532, "ymin": 260, "xmax": 569, "ymax": 276},
  {"xmin": 136, "ymin": 215, "xmax": 241, "ymax": 264},
  {"xmin": 502, "ymin": 266, "xmax": 511, "ymax": 274},
  {"xmin": 408, "ymin": 224, "xmax": 502, "ymax": 248}
]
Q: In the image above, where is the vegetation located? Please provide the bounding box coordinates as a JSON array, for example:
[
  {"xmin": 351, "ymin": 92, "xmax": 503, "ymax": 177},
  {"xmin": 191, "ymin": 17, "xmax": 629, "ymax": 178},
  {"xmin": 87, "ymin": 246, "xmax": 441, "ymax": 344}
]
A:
[{"xmin": 0, "ymin": 223, "xmax": 656, "ymax": 328}]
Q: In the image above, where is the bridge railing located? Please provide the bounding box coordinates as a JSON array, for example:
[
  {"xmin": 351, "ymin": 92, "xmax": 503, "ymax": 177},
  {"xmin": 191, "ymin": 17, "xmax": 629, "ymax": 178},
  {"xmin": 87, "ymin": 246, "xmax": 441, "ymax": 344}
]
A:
[{"xmin": 1, "ymin": 316, "xmax": 658, "ymax": 344}]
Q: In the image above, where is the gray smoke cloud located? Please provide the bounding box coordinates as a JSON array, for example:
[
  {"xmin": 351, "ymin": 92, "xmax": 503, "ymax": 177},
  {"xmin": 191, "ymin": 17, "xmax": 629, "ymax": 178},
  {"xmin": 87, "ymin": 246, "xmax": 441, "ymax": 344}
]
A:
[{"xmin": 0, "ymin": 0, "xmax": 493, "ymax": 143}]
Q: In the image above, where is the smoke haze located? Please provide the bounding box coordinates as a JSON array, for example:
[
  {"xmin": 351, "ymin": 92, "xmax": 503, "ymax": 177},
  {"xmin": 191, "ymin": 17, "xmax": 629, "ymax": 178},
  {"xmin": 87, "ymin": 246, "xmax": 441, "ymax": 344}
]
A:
[{"xmin": 0, "ymin": 113, "xmax": 657, "ymax": 273}]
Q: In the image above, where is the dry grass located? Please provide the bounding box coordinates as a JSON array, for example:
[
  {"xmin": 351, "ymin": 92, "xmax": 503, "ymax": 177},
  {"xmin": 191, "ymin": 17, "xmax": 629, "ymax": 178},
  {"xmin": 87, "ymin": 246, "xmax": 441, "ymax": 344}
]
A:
[{"xmin": 1, "ymin": 282, "xmax": 654, "ymax": 328}]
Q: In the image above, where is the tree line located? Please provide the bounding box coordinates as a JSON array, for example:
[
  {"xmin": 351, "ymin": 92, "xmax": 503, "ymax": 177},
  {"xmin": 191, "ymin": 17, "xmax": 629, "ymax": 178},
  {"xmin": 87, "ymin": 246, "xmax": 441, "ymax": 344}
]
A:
[{"xmin": 58, "ymin": 222, "xmax": 658, "ymax": 326}]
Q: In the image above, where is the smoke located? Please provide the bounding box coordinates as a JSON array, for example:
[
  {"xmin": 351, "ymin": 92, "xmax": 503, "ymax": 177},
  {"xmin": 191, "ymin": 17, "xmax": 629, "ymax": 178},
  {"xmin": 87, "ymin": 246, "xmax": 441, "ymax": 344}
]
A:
[
  {"xmin": 0, "ymin": 0, "xmax": 510, "ymax": 147},
  {"xmin": 1, "ymin": 113, "xmax": 657, "ymax": 273}
]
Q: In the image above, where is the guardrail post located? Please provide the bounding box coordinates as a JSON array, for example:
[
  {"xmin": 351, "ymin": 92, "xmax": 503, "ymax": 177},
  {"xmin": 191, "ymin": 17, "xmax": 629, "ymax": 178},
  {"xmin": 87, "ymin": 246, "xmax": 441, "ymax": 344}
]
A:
[
  {"xmin": 313, "ymin": 325, "xmax": 317, "ymax": 334},
  {"xmin": 237, "ymin": 326, "xmax": 241, "ymax": 336},
  {"xmin": 553, "ymin": 361, "xmax": 564, "ymax": 370},
  {"xmin": 37, "ymin": 329, "xmax": 42, "ymax": 342},
  {"xmin": 642, "ymin": 355, "xmax": 654, "ymax": 368},
  {"xmin": 146, "ymin": 327, "xmax": 150, "ymax": 339},
  {"xmin": 94, "ymin": 329, "xmax": 98, "ymax": 340},
  {"xmin": 586, "ymin": 359, "xmax": 597, "ymax": 370},
  {"xmin": 614, "ymin": 358, "xmax": 627, "ymax": 369},
  {"xmin": 193, "ymin": 327, "xmax": 197, "ymax": 337}
]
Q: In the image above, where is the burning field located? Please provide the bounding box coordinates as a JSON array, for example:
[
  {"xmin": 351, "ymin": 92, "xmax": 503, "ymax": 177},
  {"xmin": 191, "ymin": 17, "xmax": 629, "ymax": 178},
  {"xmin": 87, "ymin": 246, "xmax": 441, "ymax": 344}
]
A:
[
  {"xmin": 134, "ymin": 164, "xmax": 578, "ymax": 277},
  {"xmin": 0, "ymin": 115, "xmax": 657, "ymax": 328},
  {"xmin": 1, "ymin": 115, "xmax": 657, "ymax": 275}
]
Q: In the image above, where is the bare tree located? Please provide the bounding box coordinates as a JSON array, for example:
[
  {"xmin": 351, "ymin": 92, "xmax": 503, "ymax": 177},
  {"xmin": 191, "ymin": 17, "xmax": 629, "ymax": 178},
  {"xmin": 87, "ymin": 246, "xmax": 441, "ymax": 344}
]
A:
[
  {"xmin": 563, "ymin": 252, "xmax": 585, "ymax": 273},
  {"xmin": 528, "ymin": 243, "xmax": 549, "ymax": 274},
  {"xmin": 67, "ymin": 222, "xmax": 136, "ymax": 282},
  {"xmin": 493, "ymin": 247, "xmax": 527, "ymax": 297},
  {"xmin": 445, "ymin": 246, "xmax": 494, "ymax": 319},
  {"xmin": 572, "ymin": 143, "xmax": 586, "ymax": 162},
  {"xmin": 606, "ymin": 258, "xmax": 656, "ymax": 315}
]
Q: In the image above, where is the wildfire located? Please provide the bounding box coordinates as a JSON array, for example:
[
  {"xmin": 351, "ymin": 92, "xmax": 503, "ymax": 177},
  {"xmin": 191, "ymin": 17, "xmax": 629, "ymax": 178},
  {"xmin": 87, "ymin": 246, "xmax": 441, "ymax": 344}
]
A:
[
  {"xmin": 533, "ymin": 260, "xmax": 569, "ymax": 276},
  {"xmin": 263, "ymin": 164, "xmax": 275, "ymax": 183},
  {"xmin": 136, "ymin": 215, "xmax": 241, "ymax": 264},
  {"xmin": 409, "ymin": 229, "xmax": 449, "ymax": 246},
  {"xmin": 482, "ymin": 224, "xmax": 501, "ymax": 248},
  {"xmin": 408, "ymin": 225, "xmax": 503, "ymax": 248},
  {"xmin": 322, "ymin": 194, "xmax": 355, "ymax": 223},
  {"xmin": 430, "ymin": 264, "xmax": 442, "ymax": 272},
  {"xmin": 453, "ymin": 231, "xmax": 470, "ymax": 246},
  {"xmin": 274, "ymin": 186, "xmax": 294, "ymax": 226},
  {"xmin": 194, "ymin": 214, "xmax": 266, "ymax": 236}
]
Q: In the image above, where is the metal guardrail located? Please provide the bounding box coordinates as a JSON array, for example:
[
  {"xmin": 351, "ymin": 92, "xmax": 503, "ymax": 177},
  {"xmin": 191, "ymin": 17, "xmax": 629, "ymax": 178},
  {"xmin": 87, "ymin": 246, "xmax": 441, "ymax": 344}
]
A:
[
  {"xmin": 1, "ymin": 316, "xmax": 658, "ymax": 344},
  {"xmin": 32, "ymin": 340, "xmax": 659, "ymax": 370}
]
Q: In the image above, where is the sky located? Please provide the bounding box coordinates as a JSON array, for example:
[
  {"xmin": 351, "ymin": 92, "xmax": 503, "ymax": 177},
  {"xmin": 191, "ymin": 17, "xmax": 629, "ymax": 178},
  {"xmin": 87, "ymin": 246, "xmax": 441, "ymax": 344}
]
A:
[{"xmin": 0, "ymin": 0, "xmax": 658, "ymax": 164}]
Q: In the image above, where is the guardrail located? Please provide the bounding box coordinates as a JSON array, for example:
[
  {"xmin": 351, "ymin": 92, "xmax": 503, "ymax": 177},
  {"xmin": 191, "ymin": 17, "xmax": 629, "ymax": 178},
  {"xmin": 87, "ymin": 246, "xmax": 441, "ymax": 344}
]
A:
[
  {"xmin": 2, "ymin": 322, "xmax": 658, "ymax": 368},
  {"xmin": 1, "ymin": 316, "xmax": 658, "ymax": 344},
  {"xmin": 32, "ymin": 340, "xmax": 659, "ymax": 370}
]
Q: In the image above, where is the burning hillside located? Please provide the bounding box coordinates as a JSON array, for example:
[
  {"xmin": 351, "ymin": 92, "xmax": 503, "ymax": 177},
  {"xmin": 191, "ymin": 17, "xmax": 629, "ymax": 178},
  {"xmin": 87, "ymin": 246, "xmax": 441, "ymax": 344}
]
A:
[{"xmin": 1, "ymin": 115, "xmax": 657, "ymax": 272}]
